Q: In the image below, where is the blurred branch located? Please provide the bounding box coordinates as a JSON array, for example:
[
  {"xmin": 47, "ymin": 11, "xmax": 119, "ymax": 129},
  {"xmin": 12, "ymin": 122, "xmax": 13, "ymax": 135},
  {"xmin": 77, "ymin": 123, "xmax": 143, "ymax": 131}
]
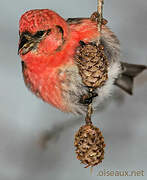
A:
[{"xmin": 39, "ymin": 117, "xmax": 82, "ymax": 149}]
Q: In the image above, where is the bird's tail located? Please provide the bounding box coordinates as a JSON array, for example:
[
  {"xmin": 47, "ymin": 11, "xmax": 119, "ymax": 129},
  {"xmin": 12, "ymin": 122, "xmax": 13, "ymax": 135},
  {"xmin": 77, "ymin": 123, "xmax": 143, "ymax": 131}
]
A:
[{"xmin": 114, "ymin": 62, "xmax": 147, "ymax": 95}]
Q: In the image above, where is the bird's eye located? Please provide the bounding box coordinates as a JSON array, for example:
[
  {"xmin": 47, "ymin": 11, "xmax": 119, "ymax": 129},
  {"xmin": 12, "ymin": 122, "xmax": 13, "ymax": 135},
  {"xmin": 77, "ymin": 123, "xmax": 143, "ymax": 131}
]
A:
[
  {"xmin": 46, "ymin": 29, "xmax": 51, "ymax": 35},
  {"xmin": 34, "ymin": 30, "xmax": 46, "ymax": 38}
]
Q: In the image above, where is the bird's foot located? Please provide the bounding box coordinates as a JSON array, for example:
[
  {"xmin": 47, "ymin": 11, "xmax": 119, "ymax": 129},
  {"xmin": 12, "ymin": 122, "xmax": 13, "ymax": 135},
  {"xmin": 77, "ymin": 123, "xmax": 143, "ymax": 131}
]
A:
[{"xmin": 80, "ymin": 92, "xmax": 98, "ymax": 105}]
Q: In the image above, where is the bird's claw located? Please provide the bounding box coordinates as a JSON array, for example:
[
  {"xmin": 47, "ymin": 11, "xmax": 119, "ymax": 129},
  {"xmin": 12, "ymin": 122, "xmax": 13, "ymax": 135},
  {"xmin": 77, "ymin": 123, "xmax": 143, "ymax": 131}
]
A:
[{"xmin": 80, "ymin": 92, "xmax": 98, "ymax": 105}]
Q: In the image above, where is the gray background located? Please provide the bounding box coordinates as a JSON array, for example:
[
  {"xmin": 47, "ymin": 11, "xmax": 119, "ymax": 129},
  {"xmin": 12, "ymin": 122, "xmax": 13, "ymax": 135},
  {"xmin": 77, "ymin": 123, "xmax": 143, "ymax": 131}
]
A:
[{"xmin": 0, "ymin": 0, "xmax": 147, "ymax": 179}]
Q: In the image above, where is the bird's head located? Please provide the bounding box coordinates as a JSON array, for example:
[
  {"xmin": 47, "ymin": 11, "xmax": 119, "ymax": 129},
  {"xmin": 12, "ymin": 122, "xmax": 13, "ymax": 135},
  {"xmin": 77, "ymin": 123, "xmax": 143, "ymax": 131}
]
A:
[{"xmin": 18, "ymin": 9, "xmax": 69, "ymax": 57}]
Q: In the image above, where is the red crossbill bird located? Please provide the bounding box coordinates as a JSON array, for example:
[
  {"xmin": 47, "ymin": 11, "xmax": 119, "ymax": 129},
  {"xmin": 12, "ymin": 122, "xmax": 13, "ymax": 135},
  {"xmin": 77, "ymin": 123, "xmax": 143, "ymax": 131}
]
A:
[{"xmin": 18, "ymin": 9, "xmax": 147, "ymax": 114}]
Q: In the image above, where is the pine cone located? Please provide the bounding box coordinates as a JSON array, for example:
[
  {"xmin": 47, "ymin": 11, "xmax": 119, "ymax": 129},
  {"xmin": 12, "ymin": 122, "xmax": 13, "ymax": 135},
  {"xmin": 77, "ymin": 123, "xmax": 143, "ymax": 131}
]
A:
[
  {"xmin": 75, "ymin": 42, "xmax": 108, "ymax": 88},
  {"xmin": 74, "ymin": 124, "xmax": 105, "ymax": 167}
]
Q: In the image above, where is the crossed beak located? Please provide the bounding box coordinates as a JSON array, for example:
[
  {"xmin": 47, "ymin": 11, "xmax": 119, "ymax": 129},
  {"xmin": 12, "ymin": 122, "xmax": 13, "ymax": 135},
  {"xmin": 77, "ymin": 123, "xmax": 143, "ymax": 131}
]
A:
[
  {"xmin": 18, "ymin": 32, "xmax": 39, "ymax": 55},
  {"xmin": 18, "ymin": 29, "xmax": 51, "ymax": 55},
  {"xmin": 18, "ymin": 38, "xmax": 37, "ymax": 55}
]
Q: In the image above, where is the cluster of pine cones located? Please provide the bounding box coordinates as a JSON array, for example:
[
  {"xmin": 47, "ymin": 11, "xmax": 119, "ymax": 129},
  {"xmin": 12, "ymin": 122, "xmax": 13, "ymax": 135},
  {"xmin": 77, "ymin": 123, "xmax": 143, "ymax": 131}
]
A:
[{"xmin": 74, "ymin": 41, "xmax": 108, "ymax": 167}]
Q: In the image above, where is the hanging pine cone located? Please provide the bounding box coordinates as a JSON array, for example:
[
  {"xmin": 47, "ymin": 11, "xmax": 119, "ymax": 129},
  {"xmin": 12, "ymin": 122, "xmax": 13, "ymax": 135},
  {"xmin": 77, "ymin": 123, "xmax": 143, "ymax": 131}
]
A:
[
  {"xmin": 75, "ymin": 41, "xmax": 109, "ymax": 88},
  {"xmin": 74, "ymin": 124, "xmax": 105, "ymax": 167}
]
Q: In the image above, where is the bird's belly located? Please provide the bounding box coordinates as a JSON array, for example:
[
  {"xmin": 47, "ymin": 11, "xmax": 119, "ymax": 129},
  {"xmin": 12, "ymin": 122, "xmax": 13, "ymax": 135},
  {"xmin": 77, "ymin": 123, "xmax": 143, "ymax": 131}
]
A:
[
  {"xmin": 22, "ymin": 60, "xmax": 121, "ymax": 114},
  {"xmin": 22, "ymin": 62, "xmax": 88, "ymax": 113}
]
